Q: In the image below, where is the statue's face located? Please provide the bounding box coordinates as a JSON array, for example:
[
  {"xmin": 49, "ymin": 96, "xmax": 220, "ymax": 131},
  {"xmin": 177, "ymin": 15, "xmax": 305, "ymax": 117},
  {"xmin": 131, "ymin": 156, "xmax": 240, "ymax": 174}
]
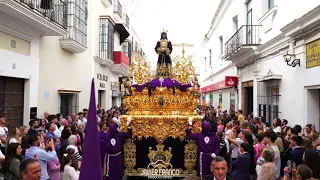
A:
[{"xmin": 161, "ymin": 34, "xmax": 167, "ymax": 39}]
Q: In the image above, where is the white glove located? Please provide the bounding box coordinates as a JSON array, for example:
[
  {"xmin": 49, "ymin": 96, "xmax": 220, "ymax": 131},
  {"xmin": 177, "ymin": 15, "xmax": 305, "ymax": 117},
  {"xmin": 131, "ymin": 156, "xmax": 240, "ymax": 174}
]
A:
[
  {"xmin": 211, "ymin": 153, "xmax": 216, "ymax": 158},
  {"xmin": 188, "ymin": 117, "xmax": 193, "ymax": 126},
  {"xmin": 113, "ymin": 117, "xmax": 120, "ymax": 126},
  {"xmin": 126, "ymin": 118, "xmax": 131, "ymax": 127}
]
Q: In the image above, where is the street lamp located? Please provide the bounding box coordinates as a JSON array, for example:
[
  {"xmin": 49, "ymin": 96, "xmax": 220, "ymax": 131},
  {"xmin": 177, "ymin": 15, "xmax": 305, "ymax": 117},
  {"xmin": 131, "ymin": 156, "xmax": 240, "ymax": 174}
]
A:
[{"xmin": 283, "ymin": 52, "xmax": 300, "ymax": 67}]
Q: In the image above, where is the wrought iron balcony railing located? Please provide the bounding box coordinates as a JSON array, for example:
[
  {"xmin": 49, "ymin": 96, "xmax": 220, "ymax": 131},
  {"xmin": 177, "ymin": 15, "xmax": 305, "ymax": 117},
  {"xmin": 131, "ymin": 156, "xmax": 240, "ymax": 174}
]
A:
[
  {"xmin": 224, "ymin": 25, "xmax": 262, "ymax": 58},
  {"xmin": 15, "ymin": 0, "xmax": 67, "ymax": 28},
  {"xmin": 113, "ymin": 0, "xmax": 122, "ymax": 18}
]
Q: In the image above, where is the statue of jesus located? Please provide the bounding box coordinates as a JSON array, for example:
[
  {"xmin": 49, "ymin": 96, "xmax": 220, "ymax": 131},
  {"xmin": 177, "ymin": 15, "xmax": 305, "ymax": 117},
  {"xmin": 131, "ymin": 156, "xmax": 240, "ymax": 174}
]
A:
[{"xmin": 155, "ymin": 30, "xmax": 173, "ymax": 77}]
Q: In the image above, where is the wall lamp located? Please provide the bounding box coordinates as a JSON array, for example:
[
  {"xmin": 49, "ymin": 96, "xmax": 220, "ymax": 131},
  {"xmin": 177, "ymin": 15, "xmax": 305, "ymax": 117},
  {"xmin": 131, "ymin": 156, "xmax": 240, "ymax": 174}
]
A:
[{"xmin": 283, "ymin": 52, "xmax": 300, "ymax": 67}]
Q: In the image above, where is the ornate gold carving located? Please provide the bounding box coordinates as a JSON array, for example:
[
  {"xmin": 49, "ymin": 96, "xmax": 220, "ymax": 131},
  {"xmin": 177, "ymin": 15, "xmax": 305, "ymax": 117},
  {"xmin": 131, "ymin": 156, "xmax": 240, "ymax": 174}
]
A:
[
  {"xmin": 124, "ymin": 88, "xmax": 199, "ymax": 116},
  {"xmin": 172, "ymin": 46, "xmax": 197, "ymax": 84},
  {"xmin": 147, "ymin": 144, "xmax": 172, "ymax": 169},
  {"xmin": 184, "ymin": 140, "xmax": 197, "ymax": 175},
  {"xmin": 120, "ymin": 115, "xmax": 201, "ymax": 144},
  {"xmin": 123, "ymin": 139, "xmax": 138, "ymax": 175},
  {"xmin": 129, "ymin": 51, "xmax": 151, "ymax": 85},
  {"xmin": 123, "ymin": 140, "xmax": 198, "ymax": 177}
]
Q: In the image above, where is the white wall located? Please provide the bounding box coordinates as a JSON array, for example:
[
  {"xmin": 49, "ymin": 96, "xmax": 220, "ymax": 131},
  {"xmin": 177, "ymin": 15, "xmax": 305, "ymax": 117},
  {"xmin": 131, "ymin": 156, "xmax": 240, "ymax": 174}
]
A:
[
  {"xmin": 201, "ymin": 0, "xmax": 320, "ymax": 127},
  {"xmin": 38, "ymin": 36, "xmax": 92, "ymax": 116},
  {"xmin": 0, "ymin": 37, "xmax": 39, "ymax": 125}
]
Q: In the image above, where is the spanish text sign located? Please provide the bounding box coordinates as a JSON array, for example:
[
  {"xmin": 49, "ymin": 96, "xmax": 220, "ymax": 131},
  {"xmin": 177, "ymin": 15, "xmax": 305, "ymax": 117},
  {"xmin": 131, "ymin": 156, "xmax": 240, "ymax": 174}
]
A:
[{"xmin": 306, "ymin": 39, "xmax": 320, "ymax": 68}]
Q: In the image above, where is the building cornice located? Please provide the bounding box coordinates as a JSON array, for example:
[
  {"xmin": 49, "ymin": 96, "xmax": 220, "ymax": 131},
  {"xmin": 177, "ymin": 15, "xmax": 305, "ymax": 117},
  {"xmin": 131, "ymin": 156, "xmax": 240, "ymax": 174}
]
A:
[
  {"xmin": 110, "ymin": 64, "xmax": 129, "ymax": 75},
  {"xmin": 99, "ymin": 15, "xmax": 116, "ymax": 25},
  {"xmin": 201, "ymin": 0, "xmax": 230, "ymax": 47},
  {"xmin": 94, "ymin": 56, "xmax": 114, "ymax": 68},
  {"xmin": 0, "ymin": 12, "xmax": 41, "ymax": 40},
  {"xmin": 281, "ymin": 5, "xmax": 320, "ymax": 38},
  {"xmin": 202, "ymin": 64, "xmax": 235, "ymax": 83}
]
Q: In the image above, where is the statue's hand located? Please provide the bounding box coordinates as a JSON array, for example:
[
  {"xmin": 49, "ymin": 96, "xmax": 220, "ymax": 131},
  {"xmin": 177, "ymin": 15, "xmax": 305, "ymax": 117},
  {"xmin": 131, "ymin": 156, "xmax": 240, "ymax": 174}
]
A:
[
  {"xmin": 126, "ymin": 117, "xmax": 132, "ymax": 127},
  {"xmin": 188, "ymin": 117, "xmax": 193, "ymax": 126}
]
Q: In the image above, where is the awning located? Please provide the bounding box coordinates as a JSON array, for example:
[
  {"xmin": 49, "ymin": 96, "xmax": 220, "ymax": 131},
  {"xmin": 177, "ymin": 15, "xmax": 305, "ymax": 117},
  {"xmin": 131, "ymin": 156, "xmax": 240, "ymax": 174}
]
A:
[
  {"xmin": 58, "ymin": 89, "xmax": 81, "ymax": 94},
  {"xmin": 114, "ymin": 23, "xmax": 130, "ymax": 44},
  {"xmin": 257, "ymin": 74, "xmax": 282, "ymax": 82}
]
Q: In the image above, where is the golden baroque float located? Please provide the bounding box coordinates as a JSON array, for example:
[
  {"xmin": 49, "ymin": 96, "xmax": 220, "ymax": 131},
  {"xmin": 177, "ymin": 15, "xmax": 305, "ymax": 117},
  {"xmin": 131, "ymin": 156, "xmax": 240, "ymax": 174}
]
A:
[
  {"xmin": 120, "ymin": 46, "xmax": 201, "ymax": 177},
  {"xmin": 120, "ymin": 49, "xmax": 202, "ymax": 143}
]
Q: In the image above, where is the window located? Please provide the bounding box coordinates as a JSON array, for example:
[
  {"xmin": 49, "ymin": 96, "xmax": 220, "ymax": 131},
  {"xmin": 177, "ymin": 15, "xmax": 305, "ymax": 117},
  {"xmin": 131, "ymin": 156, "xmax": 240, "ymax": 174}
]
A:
[
  {"xmin": 64, "ymin": 0, "xmax": 88, "ymax": 46},
  {"xmin": 209, "ymin": 49, "xmax": 212, "ymax": 65},
  {"xmin": 135, "ymin": 42, "xmax": 138, "ymax": 51},
  {"xmin": 219, "ymin": 36, "xmax": 223, "ymax": 55},
  {"xmin": 230, "ymin": 92, "xmax": 236, "ymax": 111},
  {"xmin": 268, "ymin": 0, "xmax": 274, "ymax": 9},
  {"xmin": 122, "ymin": 41, "xmax": 132, "ymax": 62},
  {"xmin": 113, "ymin": 0, "xmax": 122, "ymax": 18},
  {"xmin": 233, "ymin": 15, "xmax": 238, "ymax": 33},
  {"xmin": 257, "ymin": 80, "xmax": 281, "ymax": 124},
  {"xmin": 60, "ymin": 93, "xmax": 79, "ymax": 116},
  {"xmin": 99, "ymin": 18, "xmax": 114, "ymax": 60}
]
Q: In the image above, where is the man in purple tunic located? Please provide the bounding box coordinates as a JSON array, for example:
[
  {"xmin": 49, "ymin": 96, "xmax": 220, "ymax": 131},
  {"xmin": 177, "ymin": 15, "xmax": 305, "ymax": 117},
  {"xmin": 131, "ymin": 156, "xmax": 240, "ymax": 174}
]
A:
[
  {"xmin": 100, "ymin": 122, "xmax": 132, "ymax": 180},
  {"xmin": 186, "ymin": 121, "xmax": 220, "ymax": 178}
]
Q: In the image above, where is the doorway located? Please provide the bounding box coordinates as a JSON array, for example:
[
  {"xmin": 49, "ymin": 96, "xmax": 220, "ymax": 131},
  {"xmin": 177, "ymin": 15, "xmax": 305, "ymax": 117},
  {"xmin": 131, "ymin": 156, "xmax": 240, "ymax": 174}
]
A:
[
  {"xmin": 242, "ymin": 80, "xmax": 254, "ymax": 116},
  {"xmin": 0, "ymin": 76, "xmax": 24, "ymax": 134},
  {"xmin": 306, "ymin": 89, "xmax": 320, "ymax": 130}
]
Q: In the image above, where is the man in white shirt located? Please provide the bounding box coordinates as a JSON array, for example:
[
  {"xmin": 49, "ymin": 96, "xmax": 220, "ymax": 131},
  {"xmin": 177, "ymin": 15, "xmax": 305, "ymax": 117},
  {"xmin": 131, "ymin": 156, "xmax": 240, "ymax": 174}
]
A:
[
  {"xmin": 47, "ymin": 115, "xmax": 61, "ymax": 138},
  {"xmin": 0, "ymin": 116, "xmax": 8, "ymax": 154},
  {"xmin": 59, "ymin": 118, "xmax": 68, "ymax": 132}
]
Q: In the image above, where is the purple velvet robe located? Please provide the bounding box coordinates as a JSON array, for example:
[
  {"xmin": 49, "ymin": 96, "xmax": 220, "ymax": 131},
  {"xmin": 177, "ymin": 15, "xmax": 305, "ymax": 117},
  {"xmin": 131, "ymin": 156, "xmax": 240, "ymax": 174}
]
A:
[
  {"xmin": 186, "ymin": 122, "xmax": 220, "ymax": 178},
  {"xmin": 100, "ymin": 124, "xmax": 132, "ymax": 180},
  {"xmin": 155, "ymin": 40, "xmax": 172, "ymax": 65},
  {"xmin": 99, "ymin": 130, "xmax": 108, "ymax": 167}
]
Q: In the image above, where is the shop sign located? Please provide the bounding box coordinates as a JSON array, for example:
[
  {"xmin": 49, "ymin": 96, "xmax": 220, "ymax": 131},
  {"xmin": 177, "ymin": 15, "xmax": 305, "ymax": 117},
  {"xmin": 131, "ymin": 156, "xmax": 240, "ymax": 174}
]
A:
[
  {"xmin": 306, "ymin": 39, "xmax": 320, "ymax": 68},
  {"xmin": 200, "ymin": 76, "xmax": 238, "ymax": 93},
  {"xmin": 224, "ymin": 76, "xmax": 238, "ymax": 87},
  {"xmin": 111, "ymin": 82, "xmax": 119, "ymax": 91},
  {"xmin": 97, "ymin": 73, "xmax": 108, "ymax": 82},
  {"xmin": 100, "ymin": 83, "xmax": 105, "ymax": 88}
]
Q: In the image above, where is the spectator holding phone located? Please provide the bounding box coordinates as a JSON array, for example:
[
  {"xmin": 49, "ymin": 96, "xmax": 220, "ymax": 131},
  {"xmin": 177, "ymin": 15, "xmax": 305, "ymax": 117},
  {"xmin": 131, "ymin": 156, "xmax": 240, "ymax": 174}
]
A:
[{"xmin": 25, "ymin": 135, "xmax": 57, "ymax": 180}]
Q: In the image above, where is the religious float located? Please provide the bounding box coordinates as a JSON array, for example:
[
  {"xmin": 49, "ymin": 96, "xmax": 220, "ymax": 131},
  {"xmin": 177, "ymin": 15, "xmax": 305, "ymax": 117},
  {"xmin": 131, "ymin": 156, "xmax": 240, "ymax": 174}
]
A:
[{"xmin": 119, "ymin": 31, "xmax": 201, "ymax": 179}]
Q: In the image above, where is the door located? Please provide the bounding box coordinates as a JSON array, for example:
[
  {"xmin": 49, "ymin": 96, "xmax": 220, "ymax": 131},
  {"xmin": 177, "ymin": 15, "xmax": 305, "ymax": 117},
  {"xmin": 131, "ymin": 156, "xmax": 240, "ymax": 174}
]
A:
[
  {"xmin": 60, "ymin": 94, "xmax": 71, "ymax": 117},
  {"xmin": 0, "ymin": 76, "xmax": 24, "ymax": 134},
  {"xmin": 246, "ymin": 0, "xmax": 253, "ymax": 44}
]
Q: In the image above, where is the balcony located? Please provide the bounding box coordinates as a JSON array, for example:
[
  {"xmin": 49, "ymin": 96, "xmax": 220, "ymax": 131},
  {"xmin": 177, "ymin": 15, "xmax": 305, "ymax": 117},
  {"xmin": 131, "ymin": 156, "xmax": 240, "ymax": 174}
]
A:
[
  {"xmin": 0, "ymin": 0, "xmax": 67, "ymax": 36},
  {"xmin": 59, "ymin": 0, "xmax": 87, "ymax": 53},
  {"xmin": 111, "ymin": 51, "xmax": 129, "ymax": 75},
  {"xmin": 224, "ymin": 25, "xmax": 262, "ymax": 66},
  {"xmin": 113, "ymin": 0, "xmax": 122, "ymax": 22},
  {"xmin": 101, "ymin": 0, "xmax": 112, "ymax": 8}
]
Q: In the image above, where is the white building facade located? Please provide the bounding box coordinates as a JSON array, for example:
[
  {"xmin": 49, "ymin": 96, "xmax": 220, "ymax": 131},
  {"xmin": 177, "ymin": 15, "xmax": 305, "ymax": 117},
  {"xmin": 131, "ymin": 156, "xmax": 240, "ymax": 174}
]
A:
[
  {"xmin": 0, "ymin": 0, "xmax": 68, "ymax": 132},
  {"xmin": 37, "ymin": 0, "xmax": 145, "ymax": 116},
  {"xmin": 200, "ymin": 0, "xmax": 320, "ymax": 128}
]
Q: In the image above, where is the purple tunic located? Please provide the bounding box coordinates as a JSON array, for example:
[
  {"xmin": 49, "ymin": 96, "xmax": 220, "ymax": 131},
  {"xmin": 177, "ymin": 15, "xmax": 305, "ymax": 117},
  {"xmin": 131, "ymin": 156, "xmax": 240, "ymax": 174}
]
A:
[
  {"xmin": 186, "ymin": 121, "xmax": 220, "ymax": 178},
  {"xmin": 99, "ymin": 130, "xmax": 108, "ymax": 167},
  {"xmin": 100, "ymin": 124, "xmax": 132, "ymax": 180}
]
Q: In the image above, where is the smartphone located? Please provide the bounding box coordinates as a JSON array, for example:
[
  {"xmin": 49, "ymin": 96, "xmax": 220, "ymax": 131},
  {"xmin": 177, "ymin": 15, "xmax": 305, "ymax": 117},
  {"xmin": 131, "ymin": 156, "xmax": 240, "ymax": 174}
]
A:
[{"xmin": 287, "ymin": 160, "xmax": 292, "ymax": 173}]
